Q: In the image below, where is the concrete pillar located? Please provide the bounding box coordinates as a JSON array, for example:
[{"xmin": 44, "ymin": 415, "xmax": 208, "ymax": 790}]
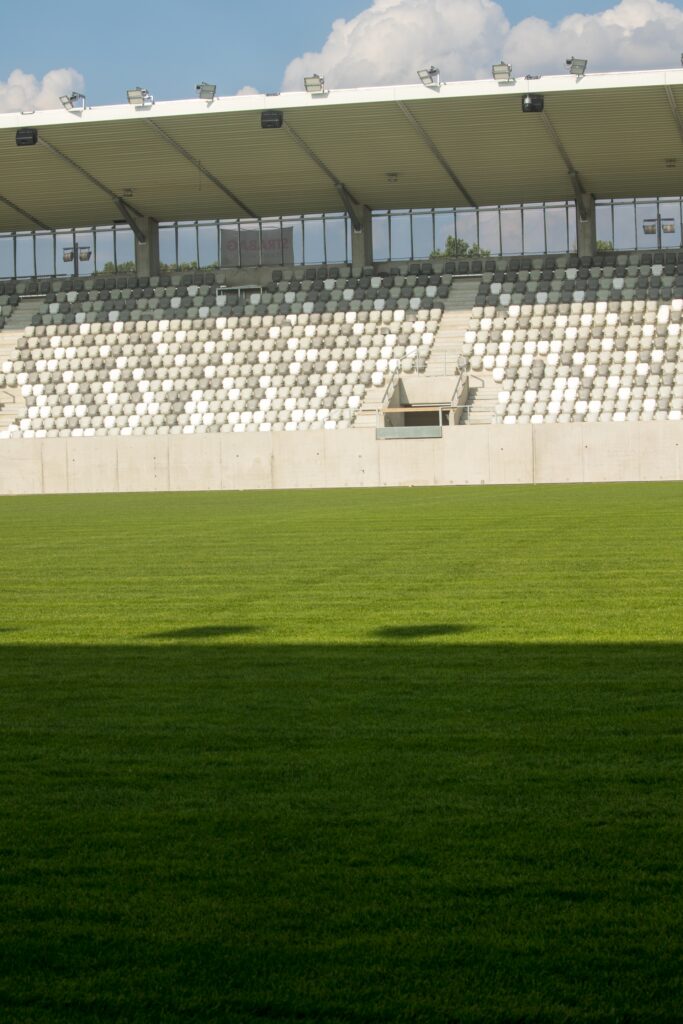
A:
[
  {"xmin": 135, "ymin": 217, "xmax": 160, "ymax": 276},
  {"xmin": 351, "ymin": 207, "xmax": 373, "ymax": 272},
  {"xmin": 576, "ymin": 196, "xmax": 596, "ymax": 260}
]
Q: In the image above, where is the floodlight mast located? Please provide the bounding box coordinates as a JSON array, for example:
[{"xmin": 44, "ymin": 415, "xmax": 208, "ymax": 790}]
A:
[
  {"xmin": 60, "ymin": 92, "xmax": 86, "ymax": 112},
  {"xmin": 417, "ymin": 66, "xmax": 440, "ymax": 87},
  {"xmin": 492, "ymin": 60, "xmax": 513, "ymax": 83},
  {"xmin": 304, "ymin": 73, "xmax": 326, "ymax": 95},
  {"xmin": 127, "ymin": 87, "xmax": 153, "ymax": 108},
  {"xmin": 566, "ymin": 57, "xmax": 588, "ymax": 77},
  {"xmin": 63, "ymin": 242, "xmax": 92, "ymax": 277},
  {"xmin": 196, "ymin": 82, "xmax": 216, "ymax": 101}
]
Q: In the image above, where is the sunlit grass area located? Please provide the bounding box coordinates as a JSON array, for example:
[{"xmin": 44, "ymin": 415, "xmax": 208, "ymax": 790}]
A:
[{"xmin": 0, "ymin": 483, "xmax": 681, "ymax": 1023}]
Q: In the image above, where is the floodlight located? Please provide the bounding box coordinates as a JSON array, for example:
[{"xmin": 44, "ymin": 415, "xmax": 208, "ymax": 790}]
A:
[
  {"xmin": 643, "ymin": 220, "xmax": 658, "ymax": 235},
  {"xmin": 15, "ymin": 127, "xmax": 38, "ymax": 146},
  {"xmin": 522, "ymin": 93, "xmax": 544, "ymax": 113},
  {"xmin": 79, "ymin": 246, "xmax": 92, "ymax": 260},
  {"xmin": 417, "ymin": 66, "xmax": 440, "ymax": 87},
  {"xmin": 62, "ymin": 248, "xmax": 74, "ymax": 263},
  {"xmin": 127, "ymin": 86, "xmax": 152, "ymax": 107},
  {"xmin": 662, "ymin": 220, "xmax": 676, "ymax": 234},
  {"xmin": 566, "ymin": 56, "xmax": 588, "ymax": 77},
  {"xmin": 304, "ymin": 73, "xmax": 325, "ymax": 94},
  {"xmin": 261, "ymin": 109, "xmax": 283, "ymax": 129},
  {"xmin": 196, "ymin": 81, "xmax": 216, "ymax": 101},
  {"xmin": 60, "ymin": 92, "xmax": 86, "ymax": 111},
  {"xmin": 492, "ymin": 61, "xmax": 513, "ymax": 82}
]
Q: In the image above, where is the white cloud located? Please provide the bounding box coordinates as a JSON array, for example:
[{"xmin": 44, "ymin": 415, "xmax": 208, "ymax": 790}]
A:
[
  {"xmin": 236, "ymin": 85, "xmax": 259, "ymax": 96},
  {"xmin": 281, "ymin": 0, "xmax": 683, "ymax": 90},
  {"xmin": 0, "ymin": 67, "xmax": 85, "ymax": 113}
]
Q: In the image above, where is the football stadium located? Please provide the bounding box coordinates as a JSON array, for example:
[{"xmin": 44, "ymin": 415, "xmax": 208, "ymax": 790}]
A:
[{"xmin": 1, "ymin": 24, "xmax": 682, "ymax": 1024}]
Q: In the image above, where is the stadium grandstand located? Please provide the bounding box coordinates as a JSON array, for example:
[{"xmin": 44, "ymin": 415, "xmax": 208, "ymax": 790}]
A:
[{"xmin": 1, "ymin": 66, "xmax": 682, "ymax": 491}]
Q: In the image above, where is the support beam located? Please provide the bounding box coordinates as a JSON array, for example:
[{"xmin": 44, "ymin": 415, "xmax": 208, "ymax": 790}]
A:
[
  {"xmin": 351, "ymin": 206, "xmax": 373, "ymax": 273},
  {"xmin": 114, "ymin": 199, "xmax": 146, "ymax": 243},
  {"xmin": 134, "ymin": 217, "xmax": 160, "ymax": 276},
  {"xmin": 0, "ymin": 193, "xmax": 49, "ymax": 231},
  {"xmin": 37, "ymin": 137, "xmax": 146, "ymax": 241},
  {"xmin": 284, "ymin": 123, "xmax": 364, "ymax": 231},
  {"xmin": 540, "ymin": 112, "xmax": 590, "ymax": 221},
  {"xmin": 396, "ymin": 101, "xmax": 477, "ymax": 208},
  {"xmin": 576, "ymin": 195, "xmax": 596, "ymax": 259},
  {"xmin": 146, "ymin": 120, "xmax": 256, "ymax": 219},
  {"xmin": 664, "ymin": 85, "xmax": 683, "ymax": 147}
]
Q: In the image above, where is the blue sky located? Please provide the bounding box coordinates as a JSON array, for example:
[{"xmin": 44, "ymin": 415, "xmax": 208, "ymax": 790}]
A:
[{"xmin": 0, "ymin": 0, "xmax": 660, "ymax": 107}]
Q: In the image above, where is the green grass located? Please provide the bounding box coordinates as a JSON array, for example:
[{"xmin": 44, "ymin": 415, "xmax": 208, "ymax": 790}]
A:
[{"xmin": 0, "ymin": 482, "xmax": 682, "ymax": 1023}]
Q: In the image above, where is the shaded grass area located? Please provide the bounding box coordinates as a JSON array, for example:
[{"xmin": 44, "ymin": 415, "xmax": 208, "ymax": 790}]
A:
[{"xmin": 0, "ymin": 483, "xmax": 682, "ymax": 1022}]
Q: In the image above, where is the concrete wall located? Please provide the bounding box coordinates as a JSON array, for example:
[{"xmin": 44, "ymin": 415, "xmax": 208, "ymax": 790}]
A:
[{"xmin": 0, "ymin": 422, "xmax": 680, "ymax": 496}]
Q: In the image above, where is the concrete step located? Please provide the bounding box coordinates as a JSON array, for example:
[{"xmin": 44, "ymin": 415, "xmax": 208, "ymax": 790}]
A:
[
  {"xmin": 353, "ymin": 383, "xmax": 387, "ymax": 428},
  {"xmin": 0, "ymin": 330, "xmax": 25, "ymax": 360},
  {"xmin": 463, "ymin": 371, "xmax": 499, "ymax": 424},
  {"xmin": 3, "ymin": 297, "xmax": 43, "ymax": 331},
  {"xmin": 0, "ymin": 329, "xmax": 26, "ymax": 432}
]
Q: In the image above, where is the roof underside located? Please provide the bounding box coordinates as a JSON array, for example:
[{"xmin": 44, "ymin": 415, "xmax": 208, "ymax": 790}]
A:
[{"xmin": 0, "ymin": 70, "xmax": 682, "ymax": 233}]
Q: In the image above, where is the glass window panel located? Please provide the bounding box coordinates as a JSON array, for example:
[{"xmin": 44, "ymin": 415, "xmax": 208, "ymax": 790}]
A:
[
  {"xmin": 389, "ymin": 213, "xmax": 411, "ymax": 260},
  {"xmin": 372, "ymin": 214, "xmax": 389, "ymax": 261},
  {"xmin": 303, "ymin": 215, "xmax": 325, "ymax": 264},
  {"xmin": 35, "ymin": 233, "xmax": 55, "ymax": 277},
  {"xmin": 411, "ymin": 212, "xmax": 433, "ymax": 258},
  {"xmin": 500, "ymin": 206, "xmax": 523, "ymax": 255},
  {"xmin": 75, "ymin": 229, "xmax": 94, "ymax": 276},
  {"xmin": 434, "ymin": 210, "xmax": 455, "ymax": 254},
  {"xmin": 260, "ymin": 218, "xmax": 285, "ymax": 267},
  {"xmin": 478, "ymin": 209, "xmax": 501, "ymax": 255},
  {"xmin": 177, "ymin": 223, "xmax": 198, "ymax": 268},
  {"xmin": 159, "ymin": 225, "xmax": 177, "ymax": 270},
  {"xmin": 636, "ymin": 200, "xmax": 659, "ymax": 249},
  {"xmin": 237, "ymin": 219, "xmax": 260, "ymax": 267},
  {"xmin": 282, "ymin": 217, "xmax": 303, "ymax": 264},
  {"xmin": 218, "ymin": 220, "xmax": 238, "ymax": 268},
  {"xmin": 95, "ymin": 228, "xmax": 116, "ymax": 273},
  {"xmin": 613, "ymin": 201, "xmax": 636, "ymax": 251},
  {"xmin": 454, "ymin": 209, "xmax": 478, "ymax": 252},
  {"xmin": 0, "ymin": 236, "xmax": 13, "ymax": 279},
  {"xmin": 324, "ymin": 216, "xmax": 347, "ymax": 264},
  {"xmin": 114, "ymin": 226, "xmax": 135, "ymax": 270},
  {"xmin": 522, "ymin": 206, "xmax": 545, "ymax": 254},
  {"xmin": 15, "ymin": 234, "xmax": 35, "ymax": 277},
  {"xmin": 596, "ymin": 203, "xmax": 613, "ymax": 249},
  {"xmin": 567, "ymin": 207, "xmax": 577, "ymax": 254},
  {"xmin": 56, "ymin": 231, "xmax": 75, "ymax": 277},
  {"xmin": 658, "ymin": 200, "xmax": 681, "ymax": 249},
  {"xmin": 346, "ymin": 217, "xmax": 352, "ymax": 265},
  {"xmin": 198, "ymin": 222, "xmax": 219, "ymax": 268},
  {"xmin": 546, "ymin": 204, "xmax": 570, "ymax": 253}
]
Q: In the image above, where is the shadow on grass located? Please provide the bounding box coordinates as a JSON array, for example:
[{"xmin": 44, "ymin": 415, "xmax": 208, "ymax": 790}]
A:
[
  {"xmin": 0, "ymin": 640, "xmax": 681, "ymax": 1024},
  {"xmin": 373, "ymin": 624, "xmax": 472, "ymax": 639},
  {"xmin": 144, "ymin": 625, "xmax": 262, "ymax": 640}
]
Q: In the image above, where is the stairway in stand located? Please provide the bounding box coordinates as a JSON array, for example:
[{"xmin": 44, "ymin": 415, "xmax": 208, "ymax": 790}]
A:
[
  {"xmin": 4, "ymin": 296, "xmax": 44, "ymax": 331},
  {"xmin": 462, "ymin": 373, "xmax": 499, "ymax": 425},
  {"xmin": 0, "ymin": 330, "xmax": 26, "ymax": 432},
  {"xmin": 422, "ymin": 277, "xmax": 481, "ymax": 377},
  {"xmin": 352, "ymin": 381, "xmax": 389, "ymax": 429},
  {"xmin": 0, "ymin": 297, "xmax": 42, "ymax": 433}
]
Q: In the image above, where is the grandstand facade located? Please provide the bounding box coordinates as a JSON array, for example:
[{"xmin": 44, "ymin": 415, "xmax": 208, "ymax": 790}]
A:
[{"xmin": 1, "ymin": 68, "xmax": 682, "ymax": 492}]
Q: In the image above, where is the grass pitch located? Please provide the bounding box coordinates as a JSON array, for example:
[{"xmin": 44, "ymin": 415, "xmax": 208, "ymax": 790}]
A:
[{"xmin": 0, "ymin": 482, "xmax": 682, "ymax": 1023}]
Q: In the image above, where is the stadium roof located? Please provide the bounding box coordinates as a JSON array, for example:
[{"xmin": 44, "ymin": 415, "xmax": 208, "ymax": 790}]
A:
[{"xmin": 1, "ymin": 68, "xmax": 683, "ymax": 234}]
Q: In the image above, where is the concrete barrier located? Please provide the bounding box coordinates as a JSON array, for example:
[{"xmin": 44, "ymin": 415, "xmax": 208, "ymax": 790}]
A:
[{"xmin": 0, "ymin": 422, "xmax": 680, "ymax": 496}]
